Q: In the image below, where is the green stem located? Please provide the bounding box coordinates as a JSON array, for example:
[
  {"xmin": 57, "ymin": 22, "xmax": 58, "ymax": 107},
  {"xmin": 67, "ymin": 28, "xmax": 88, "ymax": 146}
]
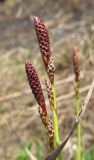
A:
[
  {"xmin": 52, "ymin": 83, "xmax": 61, "ymax": 160},
  {"xmin": 76, "ymin": 82, "xmax": 81, "ymax": 160},
  {"xmin": 52, "ymin": 84, "xmax": 60, "ymax": 145}
]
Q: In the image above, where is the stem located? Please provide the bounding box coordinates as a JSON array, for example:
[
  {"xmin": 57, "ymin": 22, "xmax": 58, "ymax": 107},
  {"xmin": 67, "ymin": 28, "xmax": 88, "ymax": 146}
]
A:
[
  {"xmin": 52, "ymin": 83, "xmax": 61, "ymax": 160},
  {"xmin": 76, "ymin": 82, "xmax": 81, "ymax": 160},
  {"xmin": 52, "ymin": 84, "xmax": 60, "ymax": 146}
]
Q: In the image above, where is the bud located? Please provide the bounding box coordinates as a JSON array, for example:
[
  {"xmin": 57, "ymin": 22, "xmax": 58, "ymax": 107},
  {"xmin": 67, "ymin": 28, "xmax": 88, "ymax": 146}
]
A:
[{"xmin": 73, "ymin": 47, "xmax": 80, "ymax": 82}]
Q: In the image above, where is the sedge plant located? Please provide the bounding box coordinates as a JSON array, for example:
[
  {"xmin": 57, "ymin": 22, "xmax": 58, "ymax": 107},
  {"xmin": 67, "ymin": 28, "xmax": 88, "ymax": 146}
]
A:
[
  {"xmin": 25, "ymin": 16, "xmax": 61, "ymax": 159},
  {"xmin": 25, "ymin": 16, "xmax": 94, "ymax": 160},
  {"xmin": 33, "ymin": 17, "xmax": 60, "ymax": 150},
  {"xmin": 73, "ymin": 48, "xmax": 81, "ymax": 160}
]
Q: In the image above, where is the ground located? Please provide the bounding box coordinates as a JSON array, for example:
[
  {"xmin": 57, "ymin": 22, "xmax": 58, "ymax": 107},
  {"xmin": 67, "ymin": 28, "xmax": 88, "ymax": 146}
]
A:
[{"xmin": 0, "ymin": 0, "xmax": 94, "ymax": 159}]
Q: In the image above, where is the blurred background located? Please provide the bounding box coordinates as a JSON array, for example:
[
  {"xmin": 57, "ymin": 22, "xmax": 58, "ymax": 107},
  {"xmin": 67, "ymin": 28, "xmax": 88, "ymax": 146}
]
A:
[{"xmin": 0, "ymin": 0, "xmax": 94, "ymax": 159}]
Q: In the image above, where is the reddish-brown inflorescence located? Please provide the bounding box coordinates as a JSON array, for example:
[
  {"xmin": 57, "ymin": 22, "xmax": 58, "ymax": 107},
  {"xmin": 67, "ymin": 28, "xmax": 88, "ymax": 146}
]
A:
[
  {"xmin": 73, "ymin": 47, "xmax": 80, "ymax": 82},
  {"xmin": 45, "ymin": 80, "xmax": 54, "ymax": 111},
  {"xmin": 25, "ymin": 61, "xmax": 54, "ymax": 149},
  {"xmin": 25, "ymin": 61, "xmax": 47, "ymax": 116},
  {"xmin": 47, "ymin": 115, "xmax": 54, "ymax": 149},
  {"xmin": 34, "ymin": 16, "xmax": 55, "ymax": 84},
  {"xmin": 47, "ymin": 56, "xmax": 55, "ymax": 84},
  {"xmin": 34, "ymin": 16, "xmax": 51, "ymax": 68}
]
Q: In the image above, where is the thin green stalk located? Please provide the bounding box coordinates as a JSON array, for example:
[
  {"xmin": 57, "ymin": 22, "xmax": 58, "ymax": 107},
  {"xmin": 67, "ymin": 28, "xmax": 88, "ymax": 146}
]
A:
[
  {"xmin": 76, "ymin": 82, "xmax": 81, "ymax": 160},
  {"xmin": 52, "ymin": 83, "xmax": 62, "ymax": 160},
  {"xmin": 52, "ymin": 84, "xmax": 60, "ymax": 146}
]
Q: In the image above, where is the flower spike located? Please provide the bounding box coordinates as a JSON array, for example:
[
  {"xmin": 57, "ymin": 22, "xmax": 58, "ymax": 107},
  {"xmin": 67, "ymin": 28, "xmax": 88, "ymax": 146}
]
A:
[
  {"xmin": 34, "ymin": 16, "xmax": 55, "ymax": 84},
  {"xmin": 47, "ymin": 56, "xmax": 55, "ymax": 84},
  {"xmin": 25, "ymin": 61, "xmax": 47, "ymax": 116},
  {"xmin": 45, "ymin": 79, "xmax": 54, "ymax": 110},
  {"xmin": 47, "ymin": 116, "xmax": 54, "ymax": 149},
  {"xmin": 25, "ymin": 61, "xmax": 54, "ymax": 149},
  {"xmin": 34, "ymin": 16, "xmax": 51, "ymax": 69}
]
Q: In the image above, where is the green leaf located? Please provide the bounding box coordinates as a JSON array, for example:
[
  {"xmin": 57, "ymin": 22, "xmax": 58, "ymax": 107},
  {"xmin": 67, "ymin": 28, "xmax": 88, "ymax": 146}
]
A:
[
  {"xmin": 16, "ymin": 142, "xmax": 33, "ymax": 160},
  {"xmin": 35, "ymin": 144, "xmax": 44, "ymax": 159}
]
